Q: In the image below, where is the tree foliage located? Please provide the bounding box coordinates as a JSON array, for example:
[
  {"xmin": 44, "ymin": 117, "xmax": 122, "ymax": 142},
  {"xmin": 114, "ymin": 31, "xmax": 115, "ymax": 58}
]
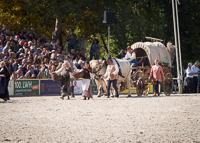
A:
[{"xmin": 0, "ymin": 0, "xmax": 200, "ymax": 66}]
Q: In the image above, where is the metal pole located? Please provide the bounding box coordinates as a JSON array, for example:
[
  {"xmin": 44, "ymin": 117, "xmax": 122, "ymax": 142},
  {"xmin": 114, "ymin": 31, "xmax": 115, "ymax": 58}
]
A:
[
  {"xmin": 172, "ymin": 0, "xmax": 181, "ymax": 93},
  {"xmin": 108, "ymin": 25, "xmax": 110, "ymax": 57},
  {"xmin": 175, "ymin": 0, "xmax": 183, "ymax": 93}
]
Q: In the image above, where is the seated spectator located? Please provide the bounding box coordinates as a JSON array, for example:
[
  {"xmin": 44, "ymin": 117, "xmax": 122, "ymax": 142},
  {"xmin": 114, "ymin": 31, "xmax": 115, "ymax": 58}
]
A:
[
  {"xmin": 31, "ymin": 73, "xmax": 37, "ymax": 79},
  {"xmin": 34, "ymin": 64, "xmax": 40, "ymax": 76},
  {"xmin": 24, "ymin": 72, "xmax": 31, "ymax": 79},
  {"xmin": 17, "ymin": 65, "xmax": 24, "ymax": 77},
  {"xmin": 10, "ymin": 72, "xmax": 17, "ymax": 80},
  {"xmin": 16, "ymin": 48, "xmax": 23, "ymax": 59},
  {"xmin": 38, "ymin": 64, "xmax": 49, "ymax": 79},
  {"xmin": 117, "ymin": 49, "xmax": 125, "ymax": 59}
]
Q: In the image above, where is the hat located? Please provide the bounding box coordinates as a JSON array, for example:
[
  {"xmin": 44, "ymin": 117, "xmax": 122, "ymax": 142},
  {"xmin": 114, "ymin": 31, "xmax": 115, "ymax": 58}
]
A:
[
  {"xmin": 28, "ymin": 41, "xmax": 32, "ymax": 44},
  {"xmin": 71, "ymin": 28, "xmax": 74, "ymax": 31},
  {"xmin": 78, "ymin": 60, "xmax": 83, "ymax": 64},
  {"xmin": 73, "ymin": 60, "xmax": 78, "ymax": 64},
  {"xmin": 24, "ymin": 42, "xmax": 28, "ymax": 45},
  {"xmin": 106, "ymin": 57, "xmax": 112, "ymax": 62},
  {"xmin": 195, "ymin": 61, "xmax": 199, "ymax": 65},
  {"xmin": 127, "ymin": 46, "xmax": 131, "ymax": 49},
  {"xmin": 37, "ymin": 48, "xmax": 41, "ymax": 50},
  {"xmin": 51, "ymin": 50, "xmax": 55, "ymax": 53},
  {"xmin": 188, "ymin": 63, "xmax": 192, "ymax": 66},
  {"xmin": 30, "ymin": 46, "xmax": 34, "ymax": 50},
  {"xmin": 19, "ymin": 53, "xmax": 24, "ymax": 56},
  {"xmin": 65, "ymin": 55, "xmax": 70, "ymax": 59}
]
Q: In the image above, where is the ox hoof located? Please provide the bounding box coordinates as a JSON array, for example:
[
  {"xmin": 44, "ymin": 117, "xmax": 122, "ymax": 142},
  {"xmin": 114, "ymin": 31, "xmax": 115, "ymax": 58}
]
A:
[{"xmin": 128, "ymin": 95, "xmax": 132, "ymax": 97}]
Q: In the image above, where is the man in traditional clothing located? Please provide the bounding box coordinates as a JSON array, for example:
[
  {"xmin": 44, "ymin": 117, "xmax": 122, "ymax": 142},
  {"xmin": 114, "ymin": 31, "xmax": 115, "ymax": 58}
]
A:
[
  {"xmin": 54, "ymin": 60, "xmax": 72, "ymax": 100},
  {"xmin": 125, "ymin": 46, "xmax": 137, "ymax": 75},
  {"xmin": 65, "ymin": 55, "xmax": 77, "ymax": 98},
  {"xmin": 102, "ymin": 57, "xmax": 119, "ymax": 98}
]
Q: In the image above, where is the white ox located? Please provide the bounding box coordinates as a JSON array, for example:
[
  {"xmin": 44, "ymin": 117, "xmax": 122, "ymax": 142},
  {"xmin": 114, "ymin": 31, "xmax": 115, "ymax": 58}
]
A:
[{"xmin": 90, "ymin": 59, "xmax": 132, "ymax": 97}]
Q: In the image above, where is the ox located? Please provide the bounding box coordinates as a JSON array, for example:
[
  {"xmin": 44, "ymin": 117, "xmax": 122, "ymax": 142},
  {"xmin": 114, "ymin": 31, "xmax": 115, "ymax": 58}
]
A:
[{"xmin": 90, "ymin": 58, "xmax": 132, "ymax": 97}]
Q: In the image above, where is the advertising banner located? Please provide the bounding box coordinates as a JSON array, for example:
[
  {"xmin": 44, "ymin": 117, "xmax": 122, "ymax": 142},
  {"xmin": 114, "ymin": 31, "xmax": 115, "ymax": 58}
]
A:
[
  {"xmin": 14, "ymin": 80, "xmax": 39, "ymax": 95},
  {"xmin": 40, "ymin": 80, "xmax": 61, "ymax": 95}
]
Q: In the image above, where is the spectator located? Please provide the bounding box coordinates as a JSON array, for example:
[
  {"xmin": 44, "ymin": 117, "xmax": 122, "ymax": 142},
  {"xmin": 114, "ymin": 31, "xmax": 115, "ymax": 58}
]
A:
[
  {"xmin": 29, "ymin": 28, "xmax": 35, "ymax": 39},
  {"xmin": 191, "ymin": 61, "xmax": 200, "ymax": 93},
  {"xmin": 117, "ymin": 49, "xmax": 125, "ymax": 59},
  {"xmin": 90, "ymin": 39, "xmax": 100, "ymax": 60},
  {"xmin": 67, "ymin": 28, "xmax": 77, "ymax": 52},
  {"xmin": 34, "ymin": 64, "xmax": 41, "ymax": 76},
  {"xmin": 4, "ymin": 41, "xmax": 11, "ymax": 51},
  {"xmin": 31, "ymin": 73, "xmax": 37, "ymax": 79},
  {"xmin": 38, "ymin": 64, "xmax": 49, "ymax": 79},
  {"xmin": 24, "ymin": 72, "xmax": 31, "ymax": 79},
  {"xmin": 0, "ymin": 40, "xmax": 3, "ymax": 52},
  {"xmin": 186, "ymin": 63, "xmax": 195, "ymax": 93}
]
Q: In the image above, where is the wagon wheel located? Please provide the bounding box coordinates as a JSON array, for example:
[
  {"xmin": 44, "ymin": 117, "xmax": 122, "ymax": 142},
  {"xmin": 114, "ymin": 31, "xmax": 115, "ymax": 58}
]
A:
[
  {"xmin": 143, "ymin": 84, "xmax": 150, "ymax": 96},
  {"xmin": 163, "ymin": 73, "xmax": 173, "ymax": 96},
  {"xmin": 136, "ymin": 77, "xmax": 148, "ymax": 96}
]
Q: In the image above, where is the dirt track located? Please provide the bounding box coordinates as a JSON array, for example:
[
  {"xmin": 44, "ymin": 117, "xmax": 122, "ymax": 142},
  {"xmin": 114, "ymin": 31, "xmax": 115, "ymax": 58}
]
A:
[{"xmin": 0, "ymin": 94, "xmax": 200, "ymax": 143}]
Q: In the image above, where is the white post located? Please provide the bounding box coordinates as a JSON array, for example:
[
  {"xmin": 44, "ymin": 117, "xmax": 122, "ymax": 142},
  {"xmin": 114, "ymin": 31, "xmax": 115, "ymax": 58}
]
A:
[
  {"xmin": 108, "ymin": 25, "xmax": 110, "ymax": 57},
  {"xmin": 175, "ymin": 0, "xmax": 183, "ymax": 93},
  {"xmin": 172, "ymin": 0, "xmax": 181, "ymax": 93}
]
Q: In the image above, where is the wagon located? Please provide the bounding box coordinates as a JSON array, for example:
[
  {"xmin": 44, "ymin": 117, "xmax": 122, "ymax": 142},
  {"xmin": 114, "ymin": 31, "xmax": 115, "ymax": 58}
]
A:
[{"xmin": 130, "ymin": 42, "xmax": 173, "ymax": 96}]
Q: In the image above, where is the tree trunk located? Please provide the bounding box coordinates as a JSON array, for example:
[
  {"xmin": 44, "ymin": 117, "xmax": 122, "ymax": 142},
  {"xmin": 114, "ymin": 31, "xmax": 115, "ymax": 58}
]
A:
[
  {"xmin": 100, "ymin": 34, "xmax": 108, "ymax": 54},
  {"xmin": 52, "ymin": 12, "xmax": 62, "ymax": 47}
]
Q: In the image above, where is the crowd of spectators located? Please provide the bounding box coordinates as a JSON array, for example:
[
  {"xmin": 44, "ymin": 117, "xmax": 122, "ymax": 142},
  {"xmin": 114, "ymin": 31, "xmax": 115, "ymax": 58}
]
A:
[{"xmin": 0, "ymin": 25, "xmax": 86, "ymax": 80}]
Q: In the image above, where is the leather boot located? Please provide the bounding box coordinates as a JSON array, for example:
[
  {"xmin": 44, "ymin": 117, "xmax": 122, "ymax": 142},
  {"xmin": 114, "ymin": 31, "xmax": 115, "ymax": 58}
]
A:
[
  {"xmin": 83, "ymin": 97, "xmax": 86, "ymax": 100},
  {"xmin": 153, "ymin": 92, "xmax": 157, "ymax": 96},
  {"xmin": 157, "ymin": 92, "xmax": 160, "ymax": 96}
]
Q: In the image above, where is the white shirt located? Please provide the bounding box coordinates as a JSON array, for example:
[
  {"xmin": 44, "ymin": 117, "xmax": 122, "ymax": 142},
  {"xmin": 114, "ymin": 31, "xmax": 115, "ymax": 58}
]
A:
[
  {"xmin": 55, "ymin": 63, "xmax": 70, "ymax": 75},
  {"xmin": 186, "ymin": 67, "xmax": 194, "ymax": 78},
  {"xmin": 191, "ymin": 65, "xmax": 199, "ymax": 77},
  {"xmin": 104, "ymin": 62, "xmax": 119, "ymax": 76}
]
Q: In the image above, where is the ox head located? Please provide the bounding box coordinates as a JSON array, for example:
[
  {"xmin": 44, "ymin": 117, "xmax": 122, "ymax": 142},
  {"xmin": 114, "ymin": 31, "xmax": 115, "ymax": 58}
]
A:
[{"xmin": 90, "ymin": 59, "xmax": 106, "ymax": 75}]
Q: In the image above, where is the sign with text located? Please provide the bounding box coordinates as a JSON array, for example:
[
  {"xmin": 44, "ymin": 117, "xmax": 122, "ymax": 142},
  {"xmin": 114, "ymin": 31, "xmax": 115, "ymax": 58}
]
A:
[
  {"xmin": 14, "ymin": 80, "xmax": 39, "ymax": 95},
  {"xmin": 40, "ymin": 80, "xmax": 61, "ymax": 95}
]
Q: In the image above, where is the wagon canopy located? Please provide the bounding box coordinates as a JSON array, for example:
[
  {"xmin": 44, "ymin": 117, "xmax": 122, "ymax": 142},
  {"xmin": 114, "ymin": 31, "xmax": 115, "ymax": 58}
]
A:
[{"xmin": 131, "ymin": 42, "xmax": 171, "ymax": 66}]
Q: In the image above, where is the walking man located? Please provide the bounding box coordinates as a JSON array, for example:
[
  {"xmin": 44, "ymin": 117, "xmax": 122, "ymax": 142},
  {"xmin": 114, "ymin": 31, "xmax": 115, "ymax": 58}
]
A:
[
  {"xmin": 102, "ymin": 57, "xmax": 119, "ymax": 98},
  {"xmin": 191, "ymin": 61, "xmax": 200, "ymax": 93},
  {"xmin": 65, "ymin": 55, "xmax": 77, "ymax": 98}
]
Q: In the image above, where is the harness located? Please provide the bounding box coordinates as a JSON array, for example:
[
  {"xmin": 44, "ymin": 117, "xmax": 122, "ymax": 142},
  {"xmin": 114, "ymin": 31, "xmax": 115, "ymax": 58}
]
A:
[{"xmin": 113, "ymin": 58, "xmax": 125, "ymax": 78}]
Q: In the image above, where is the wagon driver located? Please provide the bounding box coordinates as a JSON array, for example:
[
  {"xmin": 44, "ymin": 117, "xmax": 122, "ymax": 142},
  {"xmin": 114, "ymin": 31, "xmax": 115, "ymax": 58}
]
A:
[{"xmin": 125, "ymin": 46, "xmax": 137, "ymax": 74}]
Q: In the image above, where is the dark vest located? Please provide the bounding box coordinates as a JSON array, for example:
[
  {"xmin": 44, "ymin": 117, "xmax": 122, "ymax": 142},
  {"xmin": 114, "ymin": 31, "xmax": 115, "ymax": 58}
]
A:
[
  {"xmin": 83, "ymin": 68, "xmax": 90, "ymax": 79},
  {"xmin": 61, "ymin": 67, "xmax": 70, "ymax": 76}
]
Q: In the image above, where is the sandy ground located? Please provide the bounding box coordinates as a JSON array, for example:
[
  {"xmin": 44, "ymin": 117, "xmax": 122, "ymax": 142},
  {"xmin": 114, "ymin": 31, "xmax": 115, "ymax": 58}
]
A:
[{"xmin": 0, "ymin": 94, "xmax": 200, "ymax": 143}]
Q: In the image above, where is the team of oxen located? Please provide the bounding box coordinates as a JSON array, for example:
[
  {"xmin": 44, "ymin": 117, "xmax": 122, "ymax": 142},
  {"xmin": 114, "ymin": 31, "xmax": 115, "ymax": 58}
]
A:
[{"xmin": 90, "ymin": 58, "xmax": 132, "ymax": 97}]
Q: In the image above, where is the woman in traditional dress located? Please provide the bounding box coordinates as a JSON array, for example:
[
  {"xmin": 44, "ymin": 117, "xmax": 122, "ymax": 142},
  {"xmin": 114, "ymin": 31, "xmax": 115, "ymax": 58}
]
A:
[
  {"xmin": 149, "ymin": 58, "xmax": 165, "ymax": 96},
  {"xmin": 80, "ymin": 61, "xmax": 94, "ymax": 100},
  {"xmin": 0, "ymin": 61, "xmax": 10, "ymax": 101}
]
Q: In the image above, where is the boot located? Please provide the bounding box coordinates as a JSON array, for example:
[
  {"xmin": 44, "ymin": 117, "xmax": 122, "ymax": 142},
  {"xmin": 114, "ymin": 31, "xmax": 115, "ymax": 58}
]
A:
[
  {"xmin": 88, "ymin": 97, "xmax": 90, "ymax": 100},
  {"xmin": 71, "ymin": 86, "xmax": 75, "ymax": 98},
  {"xmin": 83, "ymin": 97, "xmax": 86, "ymax": 100},
  {"xmin": 157, "ymin": 92, "xmax": 160, "ymax": 96},
  {"xmin": 153, "ymin": 92, "xmax": 157, "ymax": 96},
  {"xmin": 68, "ymin": 96, "xmax": 70, "ymax": 100},
  {"xmin": 116, "ymin": 94, "xmax": 119, "ymax": 98},
  {"xmin": 107, "ymin": 95, "xmax": 110, "ymax": 98}
]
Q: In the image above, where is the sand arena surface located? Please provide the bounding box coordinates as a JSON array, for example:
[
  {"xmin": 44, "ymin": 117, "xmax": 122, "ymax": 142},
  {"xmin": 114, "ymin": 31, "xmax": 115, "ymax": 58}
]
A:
[{"xmin": 0, "ymin": 94, "xmax": 200, "ymax": 143}]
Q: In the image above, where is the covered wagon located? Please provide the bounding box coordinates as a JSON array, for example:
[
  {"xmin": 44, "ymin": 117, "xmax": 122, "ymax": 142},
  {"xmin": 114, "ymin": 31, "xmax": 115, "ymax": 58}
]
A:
[{"xmin": 130, "ymin": 42, "xmax": 173, "ymax": 96}]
